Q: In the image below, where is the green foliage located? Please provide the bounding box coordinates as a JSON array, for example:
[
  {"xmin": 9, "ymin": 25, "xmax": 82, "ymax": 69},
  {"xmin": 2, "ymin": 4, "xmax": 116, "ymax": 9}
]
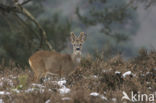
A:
[{"xmin": 17, "ymin": 74, "xmax": 28, "ymax": 90}]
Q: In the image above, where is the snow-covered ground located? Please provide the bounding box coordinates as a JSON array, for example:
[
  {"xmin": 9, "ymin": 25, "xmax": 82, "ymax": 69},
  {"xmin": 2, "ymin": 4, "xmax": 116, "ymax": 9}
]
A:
[
  {"xmin": 0, "ymin": 68, "xmax": 155, "ymax": 103},
  {"xmin": 0, "ymin": 75, "xmax": 72, "ymax": 102}
]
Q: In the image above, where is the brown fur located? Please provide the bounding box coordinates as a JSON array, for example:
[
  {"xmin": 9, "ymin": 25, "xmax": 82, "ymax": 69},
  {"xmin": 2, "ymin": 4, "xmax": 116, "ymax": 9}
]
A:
[
  {"xmin": 29, "ymin": 50, "xmax": 74, "ymax": 81},
  {"xmin": 29, "ymin": 32, "xmax": 87, "ymax": 82}
]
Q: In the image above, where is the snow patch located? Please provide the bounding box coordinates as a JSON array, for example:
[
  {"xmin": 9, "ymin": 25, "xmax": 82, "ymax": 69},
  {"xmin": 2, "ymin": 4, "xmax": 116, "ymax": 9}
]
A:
[
  {"xmin": 115, "ymin": 71, "xmax": 121, "ymax": 74},
  {"xmin": 62, "ymin": 97, "xmax": 71, "ymax": 101},
  {"xmin": 58, "ymin": 79, "xmax": 70, "ymax": 95},
  {"xmin": 39, "ymin": 89, "xmax": 45, "ymax": 93},
  {"xmin": 90, "ymin": 92, "xmax": 99, "ymax": 96},
  {"xmin": 146, "ymin": 82, "xmax": 150, "ymax": 84},
  {"xmin": 148, "ymin": 87, "xmax": 152, "ymax": 90},
  {"xmin": 92, "ymin": 75, "xmax": 98, "ymax": 78},
  {"xmin": 59, "ymin": 86, "xmax": 70, "ymax": 94},
  {"xmin": 112, "ymin": 98, "xmax": 117, "ymax": 102},
  {"xmin": 45, "ymin": 99, "xmax": 50, "ymax": 103},
  {"xmin": 100, "ymin": 95, "xmax": 107, "ymax": 100},
  {"xmin": 102, "ymin": 69, "xmax": 112, "ymax": 73},
  {"xmin": 9, "ymin": 75, "xmax": 17, "ymax": 79},
  {"xmin": 0, "ymin": 77, "xmax": 13, "ymax": 87},
  {"xmin": 32, "ymin": 83, "xmax": 45, "ymax": 88},
  {"xmin": 146, "ymin": 72, "xmax": 150, "ymax": 75},
  {"xmin": 123, "ymin": 71, "xmax": 132, "ymax": 78},
  {"xmin": 12, "ymin": 89, "xmax": 20, "ymax": 93},
  {"xmin": 58, "ymin": 79, "xmax": 66, "ymax": 87},
  {"xmin": 25, "ymin": 88, "xmax": 35, "ymax": 93},
  {"xmin": 90, "ymin": 92, "xmax": 107, "ymax": 100},
  {"xmin": 0, "ymin": 99, "xmax": 4, "ymax": 103},
  {"xmin": 0, "ymin": 91, "xmax": 10, "ymax": 95}
]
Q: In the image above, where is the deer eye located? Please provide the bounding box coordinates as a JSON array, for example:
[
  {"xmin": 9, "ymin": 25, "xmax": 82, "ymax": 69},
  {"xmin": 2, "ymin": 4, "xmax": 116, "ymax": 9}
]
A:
[{"xmin": 80, "ymin": 44, "xmax": 82, "ymax": 46}]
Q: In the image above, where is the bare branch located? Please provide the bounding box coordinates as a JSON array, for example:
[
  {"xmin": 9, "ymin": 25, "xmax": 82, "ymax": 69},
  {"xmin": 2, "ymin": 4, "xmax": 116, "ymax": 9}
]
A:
[
  {"xmin": 21, "ymin": 0, "xmax": 32, "ymax": 5},
  {"xmin": 0, "ymin": 1, "xmax": 53, "ymax": 50},
  {"xmin": 0, "ymin": 4, "xmax": 19, "ymax": 13}
]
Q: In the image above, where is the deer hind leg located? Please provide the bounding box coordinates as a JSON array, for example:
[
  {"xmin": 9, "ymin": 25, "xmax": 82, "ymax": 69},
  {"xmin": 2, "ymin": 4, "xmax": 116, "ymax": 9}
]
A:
[
  {"xmin": 29, "ymin": 60, "xmax": 38, "ymax": 82},
  {"xmin": 44, "ymin": 72, "xmax": 58, "ymax": 80},
  {"xmin": 30, "ymin": 67, "xmax": 40, "ymax": 82},
  {"xmin": 38, "ymin": 60, "xmax": 47, "ymax": 83},
  {"xmin": 34, "ymin": 72, "xmax": 42, "ymax": 83},
  {"xmin": 38, "ymin": 72, "xmax": 46, "ymax": 83},
  {"xmin": 58, "ymin": 65, "xmax": 63, "ymax": 79},
  {"xmin": 59, "ymin": 69, "xmax": 62, "ymax": 79},
  {"xmin": 33, "ymin": 73, "xmax": 38, "ymax": 82},
  {"xmin": 45, "ymin": 72, "xmax": 58, "ymax": 77}
]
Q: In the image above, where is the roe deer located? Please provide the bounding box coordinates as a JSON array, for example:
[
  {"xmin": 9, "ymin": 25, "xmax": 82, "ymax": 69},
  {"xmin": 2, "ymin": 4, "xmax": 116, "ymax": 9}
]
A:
[{"xmin": 29, "ymin": 32, "xmax": 87, "ymax": 82}]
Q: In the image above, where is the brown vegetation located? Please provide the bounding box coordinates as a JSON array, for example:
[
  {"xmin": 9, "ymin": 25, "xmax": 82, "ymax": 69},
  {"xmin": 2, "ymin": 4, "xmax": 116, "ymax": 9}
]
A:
[{"xmin": 0, "ymin": 50, "xmax": 155, "ymax": 103}]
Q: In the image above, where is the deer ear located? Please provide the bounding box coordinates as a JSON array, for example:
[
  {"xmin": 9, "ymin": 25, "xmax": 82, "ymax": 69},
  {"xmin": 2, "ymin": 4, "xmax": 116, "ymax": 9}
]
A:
[
  {"xmin": 79, "ymin": 32, "xmax": 87, "ymax": 42},
  {"xmin": 70, "ymin": 32, "xmax": 76, "ymax": 43}
]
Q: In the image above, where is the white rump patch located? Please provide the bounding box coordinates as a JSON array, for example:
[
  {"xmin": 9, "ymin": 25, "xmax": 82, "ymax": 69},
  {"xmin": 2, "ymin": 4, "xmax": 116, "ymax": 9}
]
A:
[{"xmin": 28, "ymin": 59, "xmax": 32, "ymax": 67}]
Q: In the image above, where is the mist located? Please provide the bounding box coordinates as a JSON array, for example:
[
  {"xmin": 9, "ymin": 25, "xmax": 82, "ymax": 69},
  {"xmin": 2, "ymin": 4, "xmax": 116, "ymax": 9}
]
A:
[{"xmin": 132, "ymin": 5, "xmax": 156, "ymax": 49}]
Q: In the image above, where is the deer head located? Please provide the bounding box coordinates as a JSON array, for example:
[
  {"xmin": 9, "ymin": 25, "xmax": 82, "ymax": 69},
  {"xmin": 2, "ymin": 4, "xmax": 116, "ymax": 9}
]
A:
[{"xmin": 70, "ymin": 32, "xmax": 87, "ymax": 63}]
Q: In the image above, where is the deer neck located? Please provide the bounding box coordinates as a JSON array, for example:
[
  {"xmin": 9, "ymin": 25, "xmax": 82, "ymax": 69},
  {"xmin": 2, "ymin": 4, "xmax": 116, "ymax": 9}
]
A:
[{"xmin": 72, "ymin": 50, "xmax": 81, "ymax": 64}]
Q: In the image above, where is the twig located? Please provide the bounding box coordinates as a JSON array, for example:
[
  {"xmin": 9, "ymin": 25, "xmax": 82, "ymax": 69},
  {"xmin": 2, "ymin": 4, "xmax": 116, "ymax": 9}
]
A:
[{"xmin": 21, "ymin": 0, "xmax": 32, "ymax": 5}]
